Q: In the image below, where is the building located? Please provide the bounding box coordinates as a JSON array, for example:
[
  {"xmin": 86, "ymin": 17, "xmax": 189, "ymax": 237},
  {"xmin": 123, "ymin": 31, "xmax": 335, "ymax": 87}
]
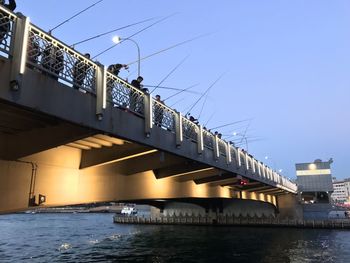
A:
[
  {"xmin": 296, "ymin": 159, "xmax": 334, "ymax": 220},
  {"xmin": 331, "ymin": 179, "xmax": 350, "ymax": 203},
  {"xmin": 296, "ymin": 159, "xmax": 334, "ymax": 204}
]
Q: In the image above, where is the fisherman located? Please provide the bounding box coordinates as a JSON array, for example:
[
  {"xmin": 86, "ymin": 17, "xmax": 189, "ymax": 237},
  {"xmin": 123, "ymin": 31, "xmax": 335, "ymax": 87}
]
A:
[
  {"xmin": 0, "ymin": 0, "xmax": 16, "ymax": 44},
  {"xmin": 107, "ymin": 63, "xmax": 128, "ymax": 76},
  {"xmin": 189, "ymin": 115, "xmax": 199, "ymax": 125},
  {"xmin": 129, "ymin": 76, "xmax": 144, "ymax": 113},
  {"xmin": 154, "ymin": 95, "xmax": 164, "ymax": 127},
  {"xmin": 72, "ymin": 53, "xmax": 91, "ymax": 90}
]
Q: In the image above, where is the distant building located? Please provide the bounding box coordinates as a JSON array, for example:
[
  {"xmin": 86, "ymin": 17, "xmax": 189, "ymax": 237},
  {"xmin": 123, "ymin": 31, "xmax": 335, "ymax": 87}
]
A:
[
  {"xmin": 296, "ymin": 159, "xmax": 334, "ymax": 204},
  {"xmin": 331, "ymin": 179, "xmax": 350, "ymax": 203}
]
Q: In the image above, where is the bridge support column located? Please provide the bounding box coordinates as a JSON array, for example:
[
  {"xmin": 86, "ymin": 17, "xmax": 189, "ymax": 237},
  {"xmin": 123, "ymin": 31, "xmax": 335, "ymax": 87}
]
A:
[
  {"xmin": 175, "ymin": 112, "xmax": 183, "ymax": 146},
  {"xmin": 10, "ymin": 15, "xmax": 30, "ymax": 90}
]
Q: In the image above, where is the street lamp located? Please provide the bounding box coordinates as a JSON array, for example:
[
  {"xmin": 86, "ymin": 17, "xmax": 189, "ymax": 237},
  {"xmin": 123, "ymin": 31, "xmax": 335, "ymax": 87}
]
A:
[
  {"xmin": 113, "ymin": 36, "xmax": 141, "ymax": 77},
  {"xmin": 232, "ymin": 132, "xmax": 248, "ymax": 151}
]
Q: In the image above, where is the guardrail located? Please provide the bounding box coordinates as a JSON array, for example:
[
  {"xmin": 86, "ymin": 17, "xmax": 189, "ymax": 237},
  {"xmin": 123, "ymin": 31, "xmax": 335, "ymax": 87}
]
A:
[
  {"xmin": 28, "ymin": 24, "xmax": 97, "ymax": 93},
  {"xmin": 0, "ymin": 6, "xmax": 297, "ymax": 194},
  {"xmin": 107, "ymin": 72, "xmax": 145, "ymax": 115},
  {"xmin": 0, "ymin": 5, "xmax": 16, "ymax": 57},
  {"xmin": 152, "ymin": 99, "xmax": 177, "ymax": 132}
]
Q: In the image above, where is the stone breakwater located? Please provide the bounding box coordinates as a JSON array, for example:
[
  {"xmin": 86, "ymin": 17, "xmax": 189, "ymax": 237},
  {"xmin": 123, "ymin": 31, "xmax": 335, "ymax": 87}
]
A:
[{"xmin": 114, "ymin": 215, "xmax": 350, "ymax": 229}]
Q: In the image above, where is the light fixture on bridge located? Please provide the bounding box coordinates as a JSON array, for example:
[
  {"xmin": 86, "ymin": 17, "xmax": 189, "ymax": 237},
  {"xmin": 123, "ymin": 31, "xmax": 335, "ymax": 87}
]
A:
[
  {"xmin": 112, "ymin": 35, "xmax": 141, "ymax": 77},
  {"xmin": 38, "ymin": 194, "xmax": 46, "ymax": 205}
]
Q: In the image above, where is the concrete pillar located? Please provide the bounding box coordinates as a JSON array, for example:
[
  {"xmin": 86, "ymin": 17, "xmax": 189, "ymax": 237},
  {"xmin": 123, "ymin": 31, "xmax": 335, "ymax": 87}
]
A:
[
  {"xmin": 237, "ymin": 148, "xmax": 242, "ymax": 167},
  {"xmin": 213, "ymin": 135, "xmax": 219, "ymax": 160},
  {"xmin": 95, "ymin": 65, "xmax": 106, "ymax": 118},
  {"xmin": 197, "ymin": 125, "xmax": 204, "ymax": 154},
  {"xmin": 226, "ymin": 142, "xmax": 232, "ymax": 165},
  {"xmin": 144, "ymin": 93, "xmax": 153, "ymax": 135},
  {"xmin": 10, "ymin": 15, "xmax": 30, "ymax": 88},
  {"xmin": 175, "ymin": 112, "xmax": 183, "ymax": 146}
]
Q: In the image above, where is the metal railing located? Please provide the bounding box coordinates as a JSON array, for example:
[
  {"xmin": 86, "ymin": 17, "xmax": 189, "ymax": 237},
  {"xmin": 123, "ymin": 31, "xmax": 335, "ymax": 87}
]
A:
[
  {"xmin": 0, "ymin": 8, "xmax": 298, "ymax": 194},
  {"xmin": 106, "ymin": 72, "xmax": 145, "ymax": 115},
  {"xmin": 203, "ymin": 130, "xmax": 214, "ymax": 149},
  {"xmin": 218, "ymin": 139, "xmax": 227, "ymax": 156},
  {"xmin": 0, "ymin": 6, "xmax": 16, "ymax": 57},
  {"xmin": 152, "ymin": 100, "xmax": 177, "ymax": 132},
  {"xmin": 27, "ymin": 25, "xmax": 97, "ymax": 93},
  {"xmin": 182, "ymin": 118, "xmax": 198, "ymax": 141}
]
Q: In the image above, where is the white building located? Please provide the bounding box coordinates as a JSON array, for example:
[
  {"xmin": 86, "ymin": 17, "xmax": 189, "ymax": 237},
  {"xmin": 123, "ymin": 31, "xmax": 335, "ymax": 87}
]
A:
[{"xmin": 331, "ymin": 179, "xmax": 350, "ymax": 203}]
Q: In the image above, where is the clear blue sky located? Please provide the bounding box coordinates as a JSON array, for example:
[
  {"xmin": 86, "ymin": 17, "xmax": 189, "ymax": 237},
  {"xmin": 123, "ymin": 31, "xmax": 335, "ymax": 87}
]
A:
[{"xmin": 17, "ymin": 0, "xmax": 350, "ymax": 179}]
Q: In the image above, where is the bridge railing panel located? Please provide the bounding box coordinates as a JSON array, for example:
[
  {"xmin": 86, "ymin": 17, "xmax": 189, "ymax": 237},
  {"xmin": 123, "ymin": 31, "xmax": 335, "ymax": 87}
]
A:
[
  {"xmin": 152, "ymin": 100, "xmax": 177, "ymax": 132},
  {"xmin": 239, "ymin": 150, "xmax": 246, "ymax": 169},
  {"xmin": 106, "ymin": 73, "xmax": 145, "ymax": 116},
  {"xmin": 218, "ymin": 139, "xmax": 226, "ymax": 157},
  {"xmin": 182, "ymin": 118, "xmax": 198, "ymax": 142},
  {"xmin": 27, "ymin": 25, "xmax": 98, "ymax": 93},
  {"xmin": 0, "ymin": 6, "xmax": 16, "ymax": 58},
  {"xmin": 203, "ymin": 130, "xmax": 214, "ymax": 150}
]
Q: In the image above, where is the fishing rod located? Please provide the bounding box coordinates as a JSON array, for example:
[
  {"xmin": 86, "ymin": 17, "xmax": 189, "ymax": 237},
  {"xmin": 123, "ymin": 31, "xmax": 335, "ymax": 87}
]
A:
[
  {"xmin": 163, "ymin": 83, "xmax": 200, "ymax": 102},
  {"xmin": 210, "ymin": 118, "xmax": 253, "ymax": 130},
  {"xmin": 150, "ymin": 55, "xmax": 190, "ymax": 94},
  {"xmin": 72, "ymin": 17, "xmax": 157, "ymax": 47},
  {"xmin": 197, "ymin": 93, "xmax": 209, "ymax": 120},
  {"xmin": 170, "ymin": 98, "xmax": 185, "ymax": 108},
  {"xmin": 126, "ymin": 32, "xmax": 213, "ymax": 66},
  {"xmin": 204, "ymin": 112, "xmax": 215, "ymax": 127},
  {"xmin": 93, "ymin": 13, "xmax": 178, "ymax": 59},
  {"xmin": 143, "ymin": 85, "xmax": 202, "ymax": 95},
  {"xmin": 185, "ymin": 73, "xmax": 225, "ymax": 117},
  {"xmin": 239, "ymin": 119, "xmax": 252, "ymax": 145},
  {"xmin": 49, "ymin": 0, "xmax": 104, "ymax": 34}
]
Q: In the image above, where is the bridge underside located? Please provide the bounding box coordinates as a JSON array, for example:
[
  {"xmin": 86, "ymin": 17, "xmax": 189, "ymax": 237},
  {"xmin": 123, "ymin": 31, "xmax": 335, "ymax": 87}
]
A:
[
  {"xmin": 0, "ymin": 62, "xmax": 297, "ymax": 218},
  {"xmin": 0, "ymin": 99, "xmax": 290, "ymax": 214}
]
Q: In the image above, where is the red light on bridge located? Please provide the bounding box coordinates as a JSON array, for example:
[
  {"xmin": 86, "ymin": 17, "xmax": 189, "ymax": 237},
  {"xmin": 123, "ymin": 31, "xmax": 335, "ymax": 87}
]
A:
[{"xmin": 240, "ymin": 179, "xmax": 249, "ymax": 186}]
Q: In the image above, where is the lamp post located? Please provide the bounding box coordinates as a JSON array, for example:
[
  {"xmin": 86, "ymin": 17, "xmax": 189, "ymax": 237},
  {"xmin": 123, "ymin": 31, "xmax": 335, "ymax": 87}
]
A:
[
  {"xmin": 232, "ymin": 132, "xmax": 249, "ymax": 151},
  {"xmin": 113, "ymin": 36, "xmax": 141, "ymax": 77}
]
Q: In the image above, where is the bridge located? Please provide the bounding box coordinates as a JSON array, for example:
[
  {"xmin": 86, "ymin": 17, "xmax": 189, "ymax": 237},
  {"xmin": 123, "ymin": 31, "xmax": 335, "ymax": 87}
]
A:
[{"xmin": 0, "ymin": 7, "xmax": 299, "ymax": 219}]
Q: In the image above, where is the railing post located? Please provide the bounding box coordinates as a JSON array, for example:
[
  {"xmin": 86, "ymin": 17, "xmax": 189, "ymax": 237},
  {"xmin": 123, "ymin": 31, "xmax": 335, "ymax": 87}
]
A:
[
  {"xmin": 245, "ymin": 152, "xmax": 249, "ymax": 171},
  {"xmin": 197, "ymin": 125, "xmax": 204, "ymax": 154},
  {"xmin": 10, "ymin": 15, "xmax": 30, "ymax": 90},
  {"xmin": 175, "ymin": 112, "xmax": 183, "ymax": 146},
  {"xmin": 252, "ymin": 159, "xmax": 256, "ymax": 174},
  {"xmin": 237, "ymin": 148, "xmax": 242, "ymax": 167},
  {"xmin": 226, "ymin": 142, "xmax": 232, "ymax": 164},
  {"xmin": 95, "ymin": 65, "xmax": 106, "ymax": 119},
  {"xmin": 144, "ymin": 93, "xmax": 153, "ymax": 136},
  {"xmin": 213, "ymin": 135, "xmax": 219, "ymax": 160}
]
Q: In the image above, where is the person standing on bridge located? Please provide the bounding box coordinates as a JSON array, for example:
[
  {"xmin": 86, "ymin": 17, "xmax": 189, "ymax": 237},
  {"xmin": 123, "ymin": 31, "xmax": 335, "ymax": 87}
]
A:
[
  {"xmin": 72, "ymin": 53, "xmax": 91, "ymax": 90},
  {"xmin": 0, "ymin": 0, "xmax": 16, "ymax": 44},
  {"xmin": 106, "ymin": 63, "xmax": 129, "ymax": 104},
  {"xmin": 130, "ymin": 76, "xmax": 144, "ymax": 113},
  {"xmin": 107, "ymin": 63, "xmax": 128, "ymax": 76}
]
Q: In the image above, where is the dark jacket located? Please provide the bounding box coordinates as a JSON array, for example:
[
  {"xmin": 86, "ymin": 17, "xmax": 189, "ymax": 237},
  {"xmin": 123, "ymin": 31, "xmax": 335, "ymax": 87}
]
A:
[{"xmin": 2, "ymin": 0, "xmax": 16, "ymax": 11}]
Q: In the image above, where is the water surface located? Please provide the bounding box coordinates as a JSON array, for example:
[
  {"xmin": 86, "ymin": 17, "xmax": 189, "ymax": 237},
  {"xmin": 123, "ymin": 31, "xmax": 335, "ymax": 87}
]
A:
[{"xmin": 1, "ymin": 213, "xmax": 350, "ymax": 262}]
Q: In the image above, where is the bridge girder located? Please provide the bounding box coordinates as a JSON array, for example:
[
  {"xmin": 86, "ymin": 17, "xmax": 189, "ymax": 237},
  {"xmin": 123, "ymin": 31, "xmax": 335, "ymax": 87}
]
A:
[{"xmin": 153, "ymin": 162, "xmax": 213, "ymax": 179}]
